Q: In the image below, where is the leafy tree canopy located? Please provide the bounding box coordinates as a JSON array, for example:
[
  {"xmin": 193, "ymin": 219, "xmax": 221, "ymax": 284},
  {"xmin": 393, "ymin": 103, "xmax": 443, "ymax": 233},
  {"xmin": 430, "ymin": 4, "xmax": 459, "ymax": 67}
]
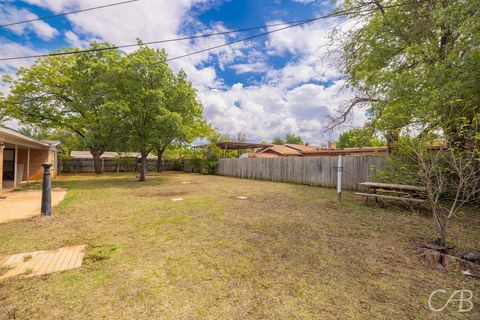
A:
[
  {"xmin": 337, "ymin": 128, "xmax": 386, "ymax": 148},
  {"xmin": 333, "ymin": 0, "xmax": 480, "ymax": 147},
  {"xmin": 285, "ymin": 133, "xmax": 304, "ymax": 145},
  {"xmin": 3, "ymin": 42, "xmax": 124, "ymax": 173},
  {"xmin": 272, "ymin": 136, "xmax": 285, "ymax": 145},
  {"xmin": 272, "ymin": 133, "xmax": 304, "ymax": 145},
  {"xmin": 113, "ymin": 44, "xmax": 211, "ymax": 181}
]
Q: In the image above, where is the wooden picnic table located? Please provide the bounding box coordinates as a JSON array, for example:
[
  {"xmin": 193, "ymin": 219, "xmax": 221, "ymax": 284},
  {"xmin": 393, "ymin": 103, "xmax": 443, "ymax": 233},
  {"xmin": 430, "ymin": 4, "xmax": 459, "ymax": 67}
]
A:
[
  {"xmin": 358, "ymin": 182, "xmax": 427, "ymax": 192},
  {"xmin": 356, "ymin": 182, "xmax": 427, "ymax": 204}
]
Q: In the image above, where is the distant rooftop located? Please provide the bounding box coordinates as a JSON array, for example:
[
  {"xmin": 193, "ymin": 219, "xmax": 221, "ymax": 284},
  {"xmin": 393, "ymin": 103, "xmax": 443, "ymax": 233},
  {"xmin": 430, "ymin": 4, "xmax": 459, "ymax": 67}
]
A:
[{"xmin": 195, "ymin": 142, "xmax": 273, "ymax": 150}]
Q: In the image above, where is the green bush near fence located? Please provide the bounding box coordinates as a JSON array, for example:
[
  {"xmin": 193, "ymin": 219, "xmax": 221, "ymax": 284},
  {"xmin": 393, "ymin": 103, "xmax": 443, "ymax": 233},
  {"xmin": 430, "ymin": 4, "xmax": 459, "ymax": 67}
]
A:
[{"xmin": 186, "ymin": 143, "xmax": 221, "ymax": 174}]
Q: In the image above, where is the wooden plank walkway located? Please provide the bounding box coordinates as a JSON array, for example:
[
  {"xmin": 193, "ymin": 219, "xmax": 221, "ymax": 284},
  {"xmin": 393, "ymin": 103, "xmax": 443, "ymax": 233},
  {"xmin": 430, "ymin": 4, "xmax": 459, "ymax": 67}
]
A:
[{"xmin": 0, "ymin": 245, "xmax": 86, "ymax": 280}]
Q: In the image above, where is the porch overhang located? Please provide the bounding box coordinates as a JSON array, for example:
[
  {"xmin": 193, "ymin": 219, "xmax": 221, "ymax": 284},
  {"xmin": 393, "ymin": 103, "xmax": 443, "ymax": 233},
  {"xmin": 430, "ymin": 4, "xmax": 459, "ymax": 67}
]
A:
[{"xmin": 0, "ymin": 127, "xmax": 50, "ymax": 149}]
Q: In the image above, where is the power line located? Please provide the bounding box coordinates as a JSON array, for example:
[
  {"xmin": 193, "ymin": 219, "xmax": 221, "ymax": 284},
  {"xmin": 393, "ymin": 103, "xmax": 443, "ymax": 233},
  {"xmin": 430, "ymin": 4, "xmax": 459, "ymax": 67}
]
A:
[
  {"xmin": 0, "ymin": 0, "xmax": 140, "ymax": 28},
  {"xmin": 0, "ymin": 1, "xmax": 426, "ymax": 62},
  {"xmin": 167, "ymin": 1, "xmax": 425, "ymax": 61},
  {"xmin": 0, "ymin": 18, "xmax": 323, "ymax": 61},
  {"xmin": 167, "ymin": 19, "xmax": 318, "ymax": 62}
]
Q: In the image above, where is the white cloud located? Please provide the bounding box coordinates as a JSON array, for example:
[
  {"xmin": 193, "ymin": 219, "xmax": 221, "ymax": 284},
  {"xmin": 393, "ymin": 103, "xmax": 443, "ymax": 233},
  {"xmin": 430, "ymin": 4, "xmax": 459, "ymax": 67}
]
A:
[
  {"xmin": 2, "ymin": 0, "xmax": 365, "ymax": 144},
  {"xmin": 229, "ymin": 62, "xmax": 270, "ymax": 74},
  {"xmin": 0, "ymin": 39, "xmax": 41, "ymax": 72},
  {"xmin": 64, "ymin": 31, "xmax": 86, "ymax": 47},
  {"xmin": 0, "ymin": 4, "xmax": 58, "ymax": 40},
  {"xmin": 266, "ymin": 18, "xmax": 338, "ymax": 56},
  {"xmin": 199, "ymin": 79, "xmax": 365, "ymax": 144}
]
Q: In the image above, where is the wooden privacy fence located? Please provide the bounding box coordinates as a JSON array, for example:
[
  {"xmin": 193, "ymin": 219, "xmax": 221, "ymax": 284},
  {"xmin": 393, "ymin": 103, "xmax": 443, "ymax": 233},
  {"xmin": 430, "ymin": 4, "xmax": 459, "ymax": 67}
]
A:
[
  {"xmin": 215, "ymin": 155, "xmax": 387, "ymax": 189},
  {"xmin": 61, "ymin": 159, "xmax": 173, "ymax": 173}
]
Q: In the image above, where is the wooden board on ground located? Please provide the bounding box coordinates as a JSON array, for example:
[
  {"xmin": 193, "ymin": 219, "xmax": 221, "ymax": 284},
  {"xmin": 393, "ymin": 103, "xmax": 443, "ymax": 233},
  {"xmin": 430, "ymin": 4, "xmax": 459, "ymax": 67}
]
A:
[{"xmin": 0, "ymin": 245, "xmax": 86, "ymax": 280}]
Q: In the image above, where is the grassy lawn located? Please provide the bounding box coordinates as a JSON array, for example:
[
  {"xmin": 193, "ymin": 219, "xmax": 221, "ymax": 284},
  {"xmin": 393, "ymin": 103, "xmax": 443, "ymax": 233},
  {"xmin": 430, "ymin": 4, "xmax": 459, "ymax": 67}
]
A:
[{"xmin": 0, "ymin": 172, "xmax": 479, "ymax": 319}]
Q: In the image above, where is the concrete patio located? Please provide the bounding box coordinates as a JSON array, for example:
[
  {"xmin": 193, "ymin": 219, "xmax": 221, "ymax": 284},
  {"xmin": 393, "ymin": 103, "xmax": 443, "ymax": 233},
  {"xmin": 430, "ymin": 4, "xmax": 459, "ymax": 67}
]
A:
[{"xmin": 0, "ymin": 188, "xmax": 68, "ymax": 223}]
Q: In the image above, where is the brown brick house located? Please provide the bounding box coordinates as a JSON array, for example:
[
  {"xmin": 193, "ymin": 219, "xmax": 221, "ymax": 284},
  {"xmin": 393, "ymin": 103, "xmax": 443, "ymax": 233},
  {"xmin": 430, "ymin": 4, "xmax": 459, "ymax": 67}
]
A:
[{"xmin": 0, "ymin": 126, "xmax": 61, "ymax": 191}]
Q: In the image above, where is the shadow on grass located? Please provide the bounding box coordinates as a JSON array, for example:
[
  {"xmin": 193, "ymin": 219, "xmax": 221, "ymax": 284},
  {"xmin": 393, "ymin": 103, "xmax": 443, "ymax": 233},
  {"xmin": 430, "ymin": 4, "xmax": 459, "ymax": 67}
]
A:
[{"xmin": 52, "ymin": 172, "xmax": 185, "ymax": 191}]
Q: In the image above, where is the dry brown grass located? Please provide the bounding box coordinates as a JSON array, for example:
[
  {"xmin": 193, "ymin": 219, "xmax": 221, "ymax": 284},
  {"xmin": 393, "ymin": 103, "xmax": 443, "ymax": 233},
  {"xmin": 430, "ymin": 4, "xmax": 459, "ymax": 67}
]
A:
[{"xmin": 0, "ymin": 172, "xmax": 478, "ymax": 319}]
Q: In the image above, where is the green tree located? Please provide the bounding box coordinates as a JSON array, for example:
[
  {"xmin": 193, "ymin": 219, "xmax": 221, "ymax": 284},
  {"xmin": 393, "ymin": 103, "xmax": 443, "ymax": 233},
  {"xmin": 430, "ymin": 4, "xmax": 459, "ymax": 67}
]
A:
[
  {"xmin": 3, "ymin": 42, "xmax": 123, "ymax": 173},
  {"xmin": 151, "ymin": 70, "xmax": 211, "ymax": 172},
  {"xmin": 337, "ymin": 128, "xmax": 386, "ymax": 148},
  {"xmin": 332, "ymin": 0, "xmax": 480, "ymax": 149},
  {"xmin": 113, "ymin": 46, "xmax": 173, "ymax": 181},
  {"xmin": 115, "ymin": 45, "xmax": 209, "ymax": 181},
  {"xmin": 0, "ymin": 94, "xmax": 6, "ymax": 124},
  {"xmin": 219, "ymin": 132, "xmax": 247, "ymax": 143},
  {"xmin": 16, "ymin": 125, "xmax": 82, "ymax": 159},
  {"xmin": 285, "ymin": 133, "xmax": 303, "ymax": 145},
  {"xmin": 272, "ymin": 136, "xmax": 285, "ymax": 145}
]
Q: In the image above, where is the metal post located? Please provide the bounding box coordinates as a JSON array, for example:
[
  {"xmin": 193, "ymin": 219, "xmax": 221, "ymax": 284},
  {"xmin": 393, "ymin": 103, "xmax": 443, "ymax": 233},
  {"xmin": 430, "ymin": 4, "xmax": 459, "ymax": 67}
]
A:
[
  {"xmin": 41, "ymin": 163, "xmax": 52, "ymax": 216},
  {"xmin": 336, "ymin": 155, "xmax": 343, "ymax": 204}
]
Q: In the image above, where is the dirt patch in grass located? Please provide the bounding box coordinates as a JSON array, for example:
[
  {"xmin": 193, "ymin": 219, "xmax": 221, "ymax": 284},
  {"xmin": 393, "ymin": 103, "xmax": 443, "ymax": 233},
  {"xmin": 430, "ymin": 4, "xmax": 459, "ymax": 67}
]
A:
[
  {"xmin": 136, "ymin": 190, "xmax": 189, "ymax": 198},
  {"xmin": 0, "ymin": 172, "xmax": 478, "ymax": 319}
]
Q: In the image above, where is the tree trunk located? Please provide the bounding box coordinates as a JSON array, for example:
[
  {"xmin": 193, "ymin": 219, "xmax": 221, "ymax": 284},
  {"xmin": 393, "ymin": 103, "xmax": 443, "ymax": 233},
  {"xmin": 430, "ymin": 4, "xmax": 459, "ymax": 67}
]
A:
[
  {"xmin": 90, "ymin": 148, "xmax": 104, "ymax": 174},
  {"xmin": 139, "ymin": 151, "xmax": 147, "ymax": 182},
  {"xmin": 385, "ymin": 129, "xmax": 400, "ymax": 154},
  {"xmin": 156, "ymin": 147, "xmax": 165, "ymax": 173},
  {"xmin": 438, "ymin": 224, "xmax": 447, "ymax": 247}
]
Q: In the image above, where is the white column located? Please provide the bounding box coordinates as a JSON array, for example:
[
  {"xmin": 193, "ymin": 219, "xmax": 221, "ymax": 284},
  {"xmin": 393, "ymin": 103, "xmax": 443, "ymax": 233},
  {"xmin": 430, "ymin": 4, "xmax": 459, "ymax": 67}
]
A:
[
  {"xmin": 27, "ymin": 147, "xmax": 30, "ymax": 184},
  {"xmin": 14, "ymin": 144, "xmax": 18, "ymax": 188},
  {"xmin": 336, "ymin": 155, "xmax": 343, "ymax": 204}
]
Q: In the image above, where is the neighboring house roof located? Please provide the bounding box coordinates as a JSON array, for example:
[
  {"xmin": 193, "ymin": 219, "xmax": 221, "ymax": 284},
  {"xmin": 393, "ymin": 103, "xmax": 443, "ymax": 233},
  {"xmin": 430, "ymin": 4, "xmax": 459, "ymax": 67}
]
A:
[
  {"xmin": 254, "ymin": 143, "xmax": 388, "ymax": 157},
  {"xmin": 302, "ymin": 146, "xmax": 388, "ymax": 155},
  {"xmin": 0, "ymin": 126, "xmax": 61, "ymax": 150},
  {"xmin": 257, "ymin": 144, "xmax": 303, "ymax": 156},
  {"xmin": 70, "ymin": 151, "xmax": 157, "ymax": 159},
  {"xmin": 247, "ymin": 152, "xmax": 280, "ymax": 158},
  {"xmin": 284, "ymin": 144, "xmax": 324, "ymax": 152},
  {"xmin": 214, "ymin": 142, "xmax": 273, "ymax": 150},
  {"xmin": 194, "ymin": 142, "xmax": 273, "ymax": 150}
]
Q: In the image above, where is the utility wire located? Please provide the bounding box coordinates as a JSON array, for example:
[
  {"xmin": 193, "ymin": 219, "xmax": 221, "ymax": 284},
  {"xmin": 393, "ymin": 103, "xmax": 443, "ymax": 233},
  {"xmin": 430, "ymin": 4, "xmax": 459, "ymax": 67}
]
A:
[
  {"xmin": 167, "ymin": 0, "xmax": 426, "ymax": 61},
  {"xmin": 0, "ymin": 0, "xmax": 426, "ymax": 62},
  {"xmin": 0, "ymin": 0, "xmax": 140, "ymax": 28},
  {"xmin": 167, "ymin": 19, "xmax": 318, "ymax": 62},
  {"xmin": 0, "ymin": 18, "xmax": 325, "ymax": 61}
]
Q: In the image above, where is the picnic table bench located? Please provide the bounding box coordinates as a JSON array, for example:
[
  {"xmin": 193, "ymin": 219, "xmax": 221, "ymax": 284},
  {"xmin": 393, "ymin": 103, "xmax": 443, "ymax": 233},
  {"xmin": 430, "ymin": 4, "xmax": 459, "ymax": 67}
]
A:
[{"xmin": 355, "ymin": 182, "xmax": 427, "ymax": 204}]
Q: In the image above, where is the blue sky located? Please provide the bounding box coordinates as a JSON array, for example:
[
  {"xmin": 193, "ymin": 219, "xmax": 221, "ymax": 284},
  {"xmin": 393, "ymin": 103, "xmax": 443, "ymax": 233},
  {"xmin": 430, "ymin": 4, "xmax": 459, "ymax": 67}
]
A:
[{"xmin": 0, "ymin": 0, "xmax": 364, "ymax": 144}]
